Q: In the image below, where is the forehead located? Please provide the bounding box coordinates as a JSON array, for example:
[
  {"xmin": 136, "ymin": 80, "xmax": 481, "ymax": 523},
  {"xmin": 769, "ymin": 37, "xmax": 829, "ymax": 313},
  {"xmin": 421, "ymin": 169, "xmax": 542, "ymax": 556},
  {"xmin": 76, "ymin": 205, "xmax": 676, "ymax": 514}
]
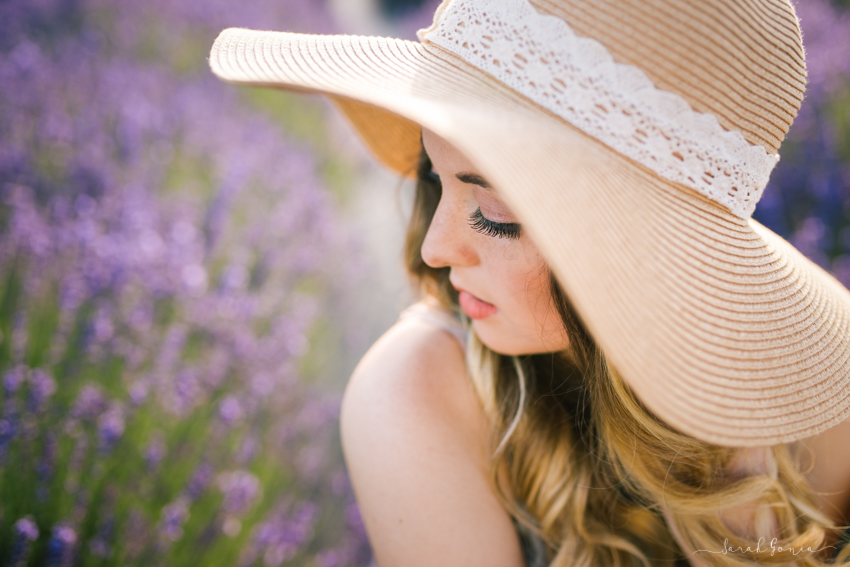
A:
[{"xmin": 422, "ymin": 128, "xmax": 480, "ymax": 174}]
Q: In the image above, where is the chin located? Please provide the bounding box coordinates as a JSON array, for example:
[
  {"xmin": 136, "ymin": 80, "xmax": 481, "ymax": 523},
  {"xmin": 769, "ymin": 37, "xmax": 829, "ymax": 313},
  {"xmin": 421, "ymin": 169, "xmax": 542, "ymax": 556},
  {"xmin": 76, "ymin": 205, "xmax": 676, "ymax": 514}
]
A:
[{"xmin": 472, "ymin": 320, "xmax": 544, "ymax": 356}]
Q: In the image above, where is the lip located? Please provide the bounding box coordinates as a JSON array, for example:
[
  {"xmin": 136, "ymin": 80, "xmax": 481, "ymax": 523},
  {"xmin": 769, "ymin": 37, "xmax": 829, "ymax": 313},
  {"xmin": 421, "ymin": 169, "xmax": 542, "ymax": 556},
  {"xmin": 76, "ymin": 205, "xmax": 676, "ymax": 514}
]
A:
[{"xmin": 452, "ymin": 282, "xmax": 498, "ymax": 320}]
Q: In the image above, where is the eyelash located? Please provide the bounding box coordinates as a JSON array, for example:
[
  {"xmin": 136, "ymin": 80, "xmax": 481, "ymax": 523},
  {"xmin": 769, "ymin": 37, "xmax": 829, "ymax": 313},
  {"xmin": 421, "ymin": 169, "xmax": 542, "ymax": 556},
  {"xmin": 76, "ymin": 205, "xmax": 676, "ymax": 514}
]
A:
[
  {"xmin": 467, "ymin": 208, "xmax": 522, "ymax": 240},
  {"xmin": 423, "ymin": 166, "xmax": 521, "ymax": 240}
]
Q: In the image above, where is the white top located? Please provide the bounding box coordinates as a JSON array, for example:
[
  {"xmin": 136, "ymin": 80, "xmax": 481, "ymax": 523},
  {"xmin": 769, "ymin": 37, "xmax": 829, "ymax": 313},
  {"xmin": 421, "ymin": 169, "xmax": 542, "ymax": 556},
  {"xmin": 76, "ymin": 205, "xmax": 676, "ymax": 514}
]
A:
[{"xmin": 398, "ymin": 300, "xmax": 468, "ymax": 349}]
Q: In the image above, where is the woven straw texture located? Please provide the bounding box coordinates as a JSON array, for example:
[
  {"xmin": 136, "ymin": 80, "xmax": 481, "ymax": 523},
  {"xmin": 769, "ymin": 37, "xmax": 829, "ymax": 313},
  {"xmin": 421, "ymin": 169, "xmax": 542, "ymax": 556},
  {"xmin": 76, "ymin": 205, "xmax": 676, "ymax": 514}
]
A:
[{"xmin": 208, "ymin": 0, "xmax": 850, "ymax": 447}]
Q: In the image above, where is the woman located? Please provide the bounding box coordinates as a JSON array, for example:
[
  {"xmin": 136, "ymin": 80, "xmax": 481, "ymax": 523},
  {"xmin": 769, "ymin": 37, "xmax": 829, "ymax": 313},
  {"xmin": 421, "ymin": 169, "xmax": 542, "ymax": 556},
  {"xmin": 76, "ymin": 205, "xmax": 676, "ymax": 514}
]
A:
[{"xmin": 209, "ymin": 0, "xmax": 850, "ymax": 565}]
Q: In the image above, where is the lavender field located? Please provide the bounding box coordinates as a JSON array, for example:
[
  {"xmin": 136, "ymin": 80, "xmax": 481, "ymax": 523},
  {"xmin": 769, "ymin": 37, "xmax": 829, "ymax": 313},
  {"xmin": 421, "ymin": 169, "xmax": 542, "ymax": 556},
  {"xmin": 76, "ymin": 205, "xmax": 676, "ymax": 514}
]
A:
[
  {"xmin": 0, "ymin": 0, "xmax": 848, "ymax": 566},
  {"xmin": 0, "ymin": 0, "xmax": 370, "ymax": 564}
]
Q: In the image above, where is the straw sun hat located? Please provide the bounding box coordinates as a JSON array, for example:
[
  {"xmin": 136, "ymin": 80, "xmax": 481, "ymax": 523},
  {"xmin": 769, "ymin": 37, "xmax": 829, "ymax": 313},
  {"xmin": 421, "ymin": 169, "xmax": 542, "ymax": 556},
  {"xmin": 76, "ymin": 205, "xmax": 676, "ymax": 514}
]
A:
[{"xmin": 209, "ymin": 0, "xmax": 850, "ymax": 447}]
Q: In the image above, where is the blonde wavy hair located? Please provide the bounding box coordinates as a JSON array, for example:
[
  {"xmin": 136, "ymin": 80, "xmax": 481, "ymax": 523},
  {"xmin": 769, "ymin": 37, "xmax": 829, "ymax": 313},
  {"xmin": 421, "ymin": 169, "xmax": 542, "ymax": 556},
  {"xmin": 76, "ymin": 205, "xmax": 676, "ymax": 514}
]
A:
[{"xmin": 403, "ymin": 146, "xmax": 850, "ymax": 567}]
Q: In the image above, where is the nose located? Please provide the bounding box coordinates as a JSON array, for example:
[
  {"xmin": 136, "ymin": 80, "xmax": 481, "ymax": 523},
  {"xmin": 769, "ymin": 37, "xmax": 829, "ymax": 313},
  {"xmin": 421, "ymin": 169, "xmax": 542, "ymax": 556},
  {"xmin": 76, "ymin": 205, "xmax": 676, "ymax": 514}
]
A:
[{"xmin": 420, "ymin": 192, "xmax": 478, "ymax": 269}]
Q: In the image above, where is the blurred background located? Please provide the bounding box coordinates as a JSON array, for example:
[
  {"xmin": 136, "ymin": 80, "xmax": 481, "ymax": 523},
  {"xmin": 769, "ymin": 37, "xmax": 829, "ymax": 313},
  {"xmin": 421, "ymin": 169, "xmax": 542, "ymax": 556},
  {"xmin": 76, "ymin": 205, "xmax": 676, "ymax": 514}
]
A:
[{"xmin": 0, "ymin": 0, "xmax": 847, "ymax": 565}]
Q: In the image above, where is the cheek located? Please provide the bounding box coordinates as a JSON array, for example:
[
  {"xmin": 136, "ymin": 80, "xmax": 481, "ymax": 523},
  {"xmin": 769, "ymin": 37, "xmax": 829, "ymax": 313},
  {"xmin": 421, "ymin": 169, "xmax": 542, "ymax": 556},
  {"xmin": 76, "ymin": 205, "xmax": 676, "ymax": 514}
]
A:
[
  {"xmin": 486, "ymin": 244, "xmax": 560, "ymax": 336},
  {"xmin": 504, "ymin": 258, "xmax": 549, "ymax": 313}
]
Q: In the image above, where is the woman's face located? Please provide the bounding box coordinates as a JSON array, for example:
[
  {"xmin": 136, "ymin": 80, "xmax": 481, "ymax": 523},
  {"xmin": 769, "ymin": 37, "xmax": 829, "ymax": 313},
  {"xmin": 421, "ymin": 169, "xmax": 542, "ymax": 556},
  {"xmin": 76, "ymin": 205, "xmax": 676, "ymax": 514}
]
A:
[{"xmin": 421, "ymin": 129, "xmax": 570, "ymax": 356}]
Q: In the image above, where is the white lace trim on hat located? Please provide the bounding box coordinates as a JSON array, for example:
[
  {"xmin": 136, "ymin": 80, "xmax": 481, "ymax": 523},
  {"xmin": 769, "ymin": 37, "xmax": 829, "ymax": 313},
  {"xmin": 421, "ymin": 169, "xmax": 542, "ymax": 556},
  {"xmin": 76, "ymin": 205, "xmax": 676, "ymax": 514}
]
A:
[{"xmin": 418, "ymin": 0, "xmax": 779, "ymax": 219}]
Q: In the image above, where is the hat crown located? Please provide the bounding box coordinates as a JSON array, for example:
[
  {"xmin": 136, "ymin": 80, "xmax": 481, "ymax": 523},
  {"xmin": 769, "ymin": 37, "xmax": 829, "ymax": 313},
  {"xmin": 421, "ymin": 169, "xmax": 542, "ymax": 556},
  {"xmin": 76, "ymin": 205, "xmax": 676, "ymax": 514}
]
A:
[
  {"xmin": 420, "ymin": 0, "xmax": 800, "ymax": 217},
  {"xmin": 530, "ymin": 0, "xmax": 807, "ymax": 155}
]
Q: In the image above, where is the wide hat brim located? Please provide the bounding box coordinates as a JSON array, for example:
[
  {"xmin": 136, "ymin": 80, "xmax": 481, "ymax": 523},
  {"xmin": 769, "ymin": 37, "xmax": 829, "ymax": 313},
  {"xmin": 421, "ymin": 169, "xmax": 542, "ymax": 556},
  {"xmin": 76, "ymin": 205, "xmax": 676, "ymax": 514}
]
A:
[{"xmin": 209, "ymin": 29, "xmax": 850, "ymax": 447}]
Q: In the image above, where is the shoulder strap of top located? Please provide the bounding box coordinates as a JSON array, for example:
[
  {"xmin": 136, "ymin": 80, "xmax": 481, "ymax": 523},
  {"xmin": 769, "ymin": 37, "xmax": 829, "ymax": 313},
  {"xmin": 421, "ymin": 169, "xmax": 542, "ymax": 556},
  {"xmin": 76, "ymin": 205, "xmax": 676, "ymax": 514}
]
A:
[{"xmin": 398, "ymin": 299, "xmax": 468, "ymax": 350}]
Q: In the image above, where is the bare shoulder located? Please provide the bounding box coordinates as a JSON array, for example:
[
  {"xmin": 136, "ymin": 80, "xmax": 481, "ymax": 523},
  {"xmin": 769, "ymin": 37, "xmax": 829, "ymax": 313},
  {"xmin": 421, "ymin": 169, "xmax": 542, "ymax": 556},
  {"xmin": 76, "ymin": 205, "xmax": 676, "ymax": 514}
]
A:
[
  {"xmin": 341, "ymin": 315, "xmax": 486, "ymax": 487},
  {"xmin": 343, "ymin": 315, "xmax": 478, "ymax": 439},
  {"xmin": 340, "ymin": 316, "xmax": 523, "ymax": 567}
]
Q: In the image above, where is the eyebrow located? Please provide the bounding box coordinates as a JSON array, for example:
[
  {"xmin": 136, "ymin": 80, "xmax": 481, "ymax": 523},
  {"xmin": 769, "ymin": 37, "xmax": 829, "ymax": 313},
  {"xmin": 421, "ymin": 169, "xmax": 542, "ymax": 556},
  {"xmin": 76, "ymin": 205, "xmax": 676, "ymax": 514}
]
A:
[{"xmin": 456, "ymin": 172, "xmax": 491, "ymax": 188}]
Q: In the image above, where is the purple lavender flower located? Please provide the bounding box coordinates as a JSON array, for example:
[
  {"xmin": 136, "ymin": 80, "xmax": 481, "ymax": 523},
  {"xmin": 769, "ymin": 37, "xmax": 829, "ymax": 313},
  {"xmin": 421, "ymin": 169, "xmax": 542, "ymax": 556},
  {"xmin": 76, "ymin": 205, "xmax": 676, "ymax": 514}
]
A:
[
  {"xmin": 236, "ymin": 434, "xmax": 261, "ymax": 465},
  {"xmin": 58, "ymin": 274, "xmax": 88, "ymax": 314},
  {"xmin": 37, "ymin": 432, "xmax": 58, "ymax": 502},
  {"xmin": 127, "ymin": 299, "xmax": 154, "ymax": 334},
  {"xmin": 345, "ymin": 502, "xmax": 367, "ymax": 540},
  {"xmin": 70, "ymin": 385, "xmax": 106, "ymax": 422},
  {"xmin": 245, "ymin": 501, "xmax": 319, "ymax": 567},
  {"xmin": 832, "ymin": 254, "xmax": 850, "ymax": 287},
  {"xmin": 331, "ymin": 471, "xmax": 351, "ymax": 496},
  {"xmin": 46, "ymin": 523, "xmax": 77, "ymax": 567},
  {"xmin": 221, "ymin": 263, "xmax": 250, "ymax": 291},
  {"xmin": 97, "ymin": 402, "xmax": 126, "ymax": 452},
  {"xmin": 8, "ymin": 516, "xmax": 40, "ymax": 567},
  {"xmin": 296, "ymin": 444, "xmax": 326, "ymax": 480},
  {"xmin": 0, "ymin": 400, "xmax": 19, "ymax": 463},
  {"xmin": 164, "ymin": 369, "xmax": 202, "ymax": 416},
  {"xmin": 186, "ymin": 462, "xmax": 214, "ymax": 501},
  {"xmin": 219, "ymin": 395, "xmax": 245, "ymax": 425},
  {"xmin": 3, "ymin": 365, "xmax": 27, "ymax": 397},
  {"xmin": 249, "ymin": 369, "xmax": 285, "ymax": 398},
  {"xmin": 159, "ymin": 496, "xmax": 190, "ymax": 543},
  {"xmin": 0, "ymin": 370, "xmax": 26, "ymax": 460},
  {"xmin": 27, "ymin": 368, "xmax": 57, "ymax": 413},
  {"xmin": 87, "ymin": 536, "xmax": 112, "ymax": 559},
  {"xmin": 16, "ymin": 517, "xmax": 41, "ymax": 541},
  {"xmin": 90, "ymin": 304, "xmax": 115, "ymax": 345},
  {"xmin": 217, "ymin": 470, "xmax": 261, "ymax": 516},
  {"xmin": 794, "ymin": 0, "xmax": 850, "ymax": 98},
  {"xmin": 181, "ymin": 263, "xmax": 209, "ymax": 295},
  {"xmin": 128, "ymin": 379, "xmax": 149, "ymax": 406},
  {"xmin": 143, "ymin": 433, "xmax": 167, "ymax": 469},
  {"xmin": 88, "ymin": 513, "xmax": 115, "ymax": 559}
]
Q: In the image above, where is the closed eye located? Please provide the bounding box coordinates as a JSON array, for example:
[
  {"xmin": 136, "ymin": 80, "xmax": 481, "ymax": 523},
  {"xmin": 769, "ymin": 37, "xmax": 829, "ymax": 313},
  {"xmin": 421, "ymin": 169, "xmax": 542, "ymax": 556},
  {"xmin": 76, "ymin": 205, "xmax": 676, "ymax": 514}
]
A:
[{"xmin": 467, "ymin": 208, "xmax": 521, "ymax": 240}]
